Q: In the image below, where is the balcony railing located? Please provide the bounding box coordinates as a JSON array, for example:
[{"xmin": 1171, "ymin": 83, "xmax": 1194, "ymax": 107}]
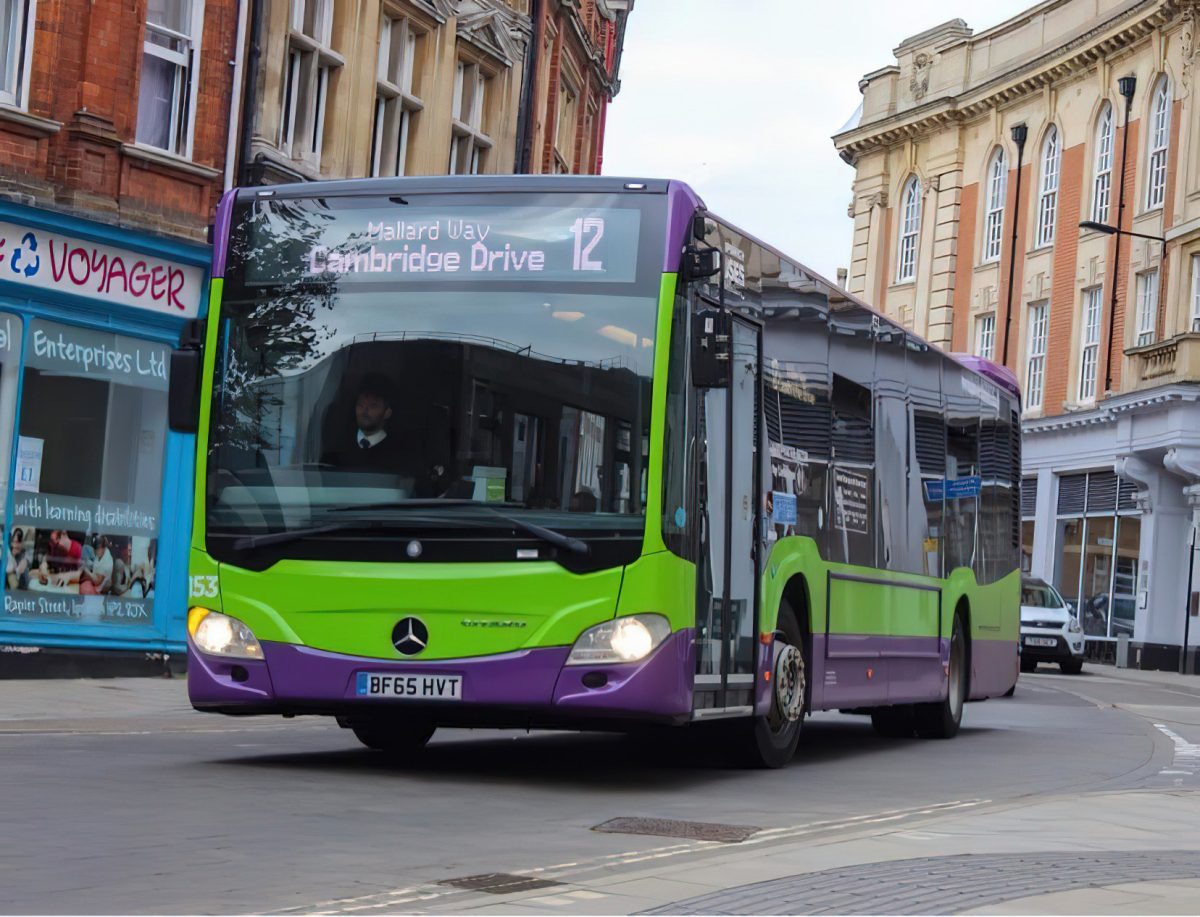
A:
[{"xmin": 1125, "ymin": 332, "xmax": 1200, "ymax": 389}]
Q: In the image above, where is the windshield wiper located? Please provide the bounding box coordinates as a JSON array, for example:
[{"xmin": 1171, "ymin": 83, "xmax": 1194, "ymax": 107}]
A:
[
  {"xmin": 329, "ymin": 499, "xmax": 590, "ymax": 556},
  {"xmin": 230, "ymin": 521, "xmax": 360, "ymax": 551}
]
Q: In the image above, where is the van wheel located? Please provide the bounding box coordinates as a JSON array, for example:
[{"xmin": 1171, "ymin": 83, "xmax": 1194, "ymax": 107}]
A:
[
  {"xmin": 1060, "ymin": 658, "xmax": 1084, "ymax": 675},
  {"xmin": 742, "ymin": 601, "xmax": 806, "ymax": 768},
  {"xmin": 914, "ymin": 611, "xmax": 966, "ymax": 739},
  {"xmin": 349, "ymin": 718, "xmax": 436, "ymax": 755}
]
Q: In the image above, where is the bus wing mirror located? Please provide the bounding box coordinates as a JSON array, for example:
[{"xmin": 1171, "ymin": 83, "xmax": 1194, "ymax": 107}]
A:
[
  {"xmin": 168, "ymin": 348, "xmax": 202, "ymax": 434},
  {"xmin": 682, "ymin": 246, "xmax": 720, "ymax": 282},
  {"xmin": 691, "ymin": 309, "xmax": 731, "ymax": 388}
]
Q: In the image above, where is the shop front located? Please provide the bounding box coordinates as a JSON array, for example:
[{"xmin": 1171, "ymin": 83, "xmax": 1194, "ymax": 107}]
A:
[
  {"xmin": 1023, "ymin": 385, "xmax": 1200, "ymax": 672},
  {"xmin": 0, "ymin": 201, "xmax": 208, "ymax": 671}
]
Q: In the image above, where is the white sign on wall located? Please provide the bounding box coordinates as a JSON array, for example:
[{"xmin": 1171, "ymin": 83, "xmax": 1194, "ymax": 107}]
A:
[
  {"xmin": 0, "ymin": 221, "xmax": 204, "ymax": 318},
  {"xmin": 14, "ymin": 436, "xmax": 42, "ymax": 493}
]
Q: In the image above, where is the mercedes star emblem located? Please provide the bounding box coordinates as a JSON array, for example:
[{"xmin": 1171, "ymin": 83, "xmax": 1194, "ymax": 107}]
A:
[{"xmin": 392, "ymin": 617, "xmax": 429, "ymax": 656}]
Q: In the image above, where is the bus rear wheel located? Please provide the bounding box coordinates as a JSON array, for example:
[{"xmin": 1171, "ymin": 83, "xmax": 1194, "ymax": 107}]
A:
[
  {"xmin": 348, "ymin": 717, "xmax": 436, "ymax": 755},
  {"xmin": 745, "ymin": 601, "xmax": 806, "ymax": 768},
  {"xmin": 914, "ymin": 611, "xmax": 966, "ymax": 739}
]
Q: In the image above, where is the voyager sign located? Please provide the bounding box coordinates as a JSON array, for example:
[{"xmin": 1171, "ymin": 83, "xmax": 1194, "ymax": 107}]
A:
[
  {"xmin": 251, "ymin": 205, "xmax": 642, "ymax": 285},
  {"xmin": 0, "ymin": 221, "xmax": 204, "ymax": 318}
]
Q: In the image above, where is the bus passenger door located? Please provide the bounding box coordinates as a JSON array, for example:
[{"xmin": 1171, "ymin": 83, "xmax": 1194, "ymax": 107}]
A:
[{"xmin": 694, "ymin": 314, "xmax": 761, "ymax": 716}]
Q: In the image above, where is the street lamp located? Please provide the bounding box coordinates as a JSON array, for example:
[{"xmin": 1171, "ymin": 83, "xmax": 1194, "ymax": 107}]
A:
[
  {"xmin": 1000, "ymin": 123, "xmax": 1028, "ymax": 366},
  {"xmin": 1079, "ymin": 219, "xmax": 1167, "ymax": 250}
]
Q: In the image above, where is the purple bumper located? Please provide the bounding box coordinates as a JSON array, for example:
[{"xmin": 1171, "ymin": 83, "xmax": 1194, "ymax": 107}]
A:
[{"xmin": 188, "ymin": 629, "xmax": 695, "ymax": 724}]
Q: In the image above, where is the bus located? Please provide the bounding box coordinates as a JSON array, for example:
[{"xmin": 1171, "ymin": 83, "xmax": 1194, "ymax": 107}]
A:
[{"xmin": 173, "ymin": 176, "xmax": 1020, "ymax": 768}]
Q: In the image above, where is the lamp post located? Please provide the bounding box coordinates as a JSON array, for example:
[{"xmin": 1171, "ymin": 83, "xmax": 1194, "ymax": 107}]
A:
[
  {"xmin": 1001, "ymin": 123, "xmax": 1027, "ymax": 367},
  {"xmin": 1097, "ymin": 75, "xmax": 1137, "ymax": 395},
  {"xmin": 1079, "ymin": 219, "xmax": 1167, "ymax": 355}
]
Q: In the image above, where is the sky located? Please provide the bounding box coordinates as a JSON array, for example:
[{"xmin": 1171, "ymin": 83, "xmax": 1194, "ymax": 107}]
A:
[{"xmin": 602, "ymin": 0, "xmax": 1039, "ymax": 281}]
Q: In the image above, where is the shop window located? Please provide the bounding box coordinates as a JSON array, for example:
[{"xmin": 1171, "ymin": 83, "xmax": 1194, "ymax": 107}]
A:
[
  {"xmin": 136, "ymin": 0, "xmax": 203, "ymax": 157},
  {"xmin": 0, "ymin": 312, "xmax": 22, "ymax": 516},
  {"xmin": 1021, "ymin": 476, "xmax": 1037, "ymax": 574},
  {"xmin": 0, "ymin": 0, "xmax": 35, "ymax": 108},
  {"xmin": 4, "ymin": 320, "xmax": 167, "ymax": 626}
]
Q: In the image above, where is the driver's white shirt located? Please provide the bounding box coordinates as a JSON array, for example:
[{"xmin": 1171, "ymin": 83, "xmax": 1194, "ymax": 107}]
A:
[{"xmin": 358, "ymin": 429, "xmax": 388, "ymax": 448}]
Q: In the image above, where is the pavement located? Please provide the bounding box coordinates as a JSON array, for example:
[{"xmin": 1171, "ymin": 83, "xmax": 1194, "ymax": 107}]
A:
[{"xmin": 1, "ymin": 661, "xmax": 1198, "ymax": 914}]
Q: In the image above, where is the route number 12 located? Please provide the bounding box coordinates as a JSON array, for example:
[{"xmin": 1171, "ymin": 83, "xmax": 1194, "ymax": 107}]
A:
[{"xmin": 570, "ymin": 217, "xmax": 605, "ymax": 272}]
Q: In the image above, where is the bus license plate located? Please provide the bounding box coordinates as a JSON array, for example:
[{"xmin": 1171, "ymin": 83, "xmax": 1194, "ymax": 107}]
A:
[
  {"xmin": 356, "ymin": 673, "xmax": 463, "ymax": 700},
  {"xmin": 1024, "ymin": 636, "xmax": 1056, "ymax": 647}
]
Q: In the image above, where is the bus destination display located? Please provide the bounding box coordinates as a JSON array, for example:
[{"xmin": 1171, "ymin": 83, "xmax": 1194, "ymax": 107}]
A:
[{"xmin": 251, "ymin": 205, "xmax": 643, "ymax": 285}]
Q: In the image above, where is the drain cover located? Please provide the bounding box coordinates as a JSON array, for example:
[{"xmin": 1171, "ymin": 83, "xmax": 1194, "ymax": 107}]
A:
[
  {"xmin": 437, "ymin": 873, "xmax": 564, "ymax": 895},
  {"xmin": 593, "ymin": 816, "xmax": 759, "ymax": 843}
]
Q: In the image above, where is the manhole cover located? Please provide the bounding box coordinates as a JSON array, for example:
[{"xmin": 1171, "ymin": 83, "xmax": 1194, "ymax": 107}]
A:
[
  {"xmin": 437, "ymin": 873, "xmax": 564, "ymax": 895},
  {"xmin": 594, "ymin": 816, "xmax": 760, "ymax": 843}
]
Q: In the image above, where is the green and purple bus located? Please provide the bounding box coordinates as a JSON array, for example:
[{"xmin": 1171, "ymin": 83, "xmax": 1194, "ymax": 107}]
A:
[{"xmin": 175, "ymin": 176, "xmax": 1020, "ymax": 767}]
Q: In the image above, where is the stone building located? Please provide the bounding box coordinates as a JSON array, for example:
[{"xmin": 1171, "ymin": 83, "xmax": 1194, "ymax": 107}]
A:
[
  {"xmin": 236, "ymin": 0, "xmax": 632, "ymax": 185},
  {"xmin": 833, "ymin": 0, "xmax": 1200, "ymax": 671},
  {"xmin": 0, "ymin": 0, "xmax": 237, "ymax": 671}
]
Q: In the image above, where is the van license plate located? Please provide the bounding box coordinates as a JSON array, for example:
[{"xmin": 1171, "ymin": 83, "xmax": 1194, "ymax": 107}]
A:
[
  {"xmin": 1024, "ymin": 636, "xmax": 1056, "ymax": 648},
  {"xmin": 356, "ymin": 673, "xmax": 462, "ymax": 700}
]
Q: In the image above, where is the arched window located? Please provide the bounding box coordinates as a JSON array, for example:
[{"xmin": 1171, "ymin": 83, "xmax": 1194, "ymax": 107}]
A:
[
  {"xmin": 1146, "ymin": 77, "xmax": 1171, "ymax": 210},
  {"xmin": 1036, "ymin": 126, "xmax": 1060, "ymax": 247},
  {"xmin": 982, "ymin": 147, "xmax": 1007, "ymax": 262},
  {"xmin": 1092, "ymin": 103, "xmax": 1114, "ymax": 224},
  {"xmin": 896, "ymin": 176, "xmax": 921, "ymax": 282}
]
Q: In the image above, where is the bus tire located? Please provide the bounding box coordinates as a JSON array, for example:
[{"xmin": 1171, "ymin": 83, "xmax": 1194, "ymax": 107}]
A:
[
  {"xmin": 914, "ymin": 611, "xmax": 966, "ymax": 740},
  {"xmin": 350, "ymin": 718, "xmax": 436, "ymax": 755},
  {"xmin": 871, "ymin": 704, "xmax": 915, "ymax": 738},
  {"xmin": 745, "ymin": 600, "xmax": 806, "ymax": 768}
]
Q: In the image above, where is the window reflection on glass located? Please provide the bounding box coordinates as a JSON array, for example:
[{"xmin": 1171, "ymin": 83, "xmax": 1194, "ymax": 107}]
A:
[
  {"xmin": 1021, "ymin": 519, "xmax": 1035, "ymax": 573},
  {"xmin": 1112, "ymin": 516, "xmax": 1141, "ymax": 637},
  {"xmin": 1055, "ymin": 516, "xmax": 1084, "ymax": 615},
  {"xmin": 5, "ymin": 320, "xmax": 165, "ymax": 626},
  {"xmin": 1080, "ymin": 516, "xmax": 1115, "ymax": 636}
]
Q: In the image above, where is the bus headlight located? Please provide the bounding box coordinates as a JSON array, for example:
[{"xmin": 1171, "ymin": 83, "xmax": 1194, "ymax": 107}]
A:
[
  {"xmin": 566, "ymin": 614, "xmax": 671, "ymax": 665},
  {"xmin": 189, "ymin": 608, "xmax": 263, "ymax": 660}
]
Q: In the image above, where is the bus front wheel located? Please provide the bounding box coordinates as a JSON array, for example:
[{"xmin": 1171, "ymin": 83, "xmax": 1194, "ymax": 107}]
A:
[
  {"xmin": 746, "ymin": 601, "xmax": 806, "ymax": 768},
  {"xmin": 914, "ymin": 611, "xmax": 966, "ymax": 739},
  {"xmin": 348, "ymin": 717, "xmax": 436, "ymax": 755}
]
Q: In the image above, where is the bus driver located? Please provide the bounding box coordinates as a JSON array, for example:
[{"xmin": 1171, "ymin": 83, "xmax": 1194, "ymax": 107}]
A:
[{"xmin": 322, "ymin": 374, "xmax": 431, "ymax": 495}]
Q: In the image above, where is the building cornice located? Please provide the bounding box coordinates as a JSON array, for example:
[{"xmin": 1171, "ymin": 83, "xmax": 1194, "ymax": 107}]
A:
[
  {"xmin": 1023, "ymin": 383, "xmax": 1200, "ymax": 434},
  {"xmin": 834, "ymin": 0, "xmax": 1177, "ymax": 156}
]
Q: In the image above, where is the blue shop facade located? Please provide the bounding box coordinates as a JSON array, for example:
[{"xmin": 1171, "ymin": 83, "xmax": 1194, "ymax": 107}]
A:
[{"xmin": 0, "ymin": 200, "xmax": 208, "ymax": 667}]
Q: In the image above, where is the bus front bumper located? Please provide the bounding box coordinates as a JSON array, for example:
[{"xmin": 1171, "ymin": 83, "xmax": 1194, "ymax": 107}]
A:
[{"xmin": 187, "ymin": 630, "xmax": 695, "ymax": 725}]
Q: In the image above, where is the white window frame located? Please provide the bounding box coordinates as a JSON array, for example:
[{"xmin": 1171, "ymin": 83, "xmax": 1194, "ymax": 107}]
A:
[
  {"xmin": 1092, "ymin": 102, "xmax": 1113, "ymax": 224},
  {"xmin": 1036, "ymin": 126, "xmax": 1060, "ymax": 248},
  {"xmin": 1078, "ymin": 288, "xmax": 1102, "ymax": 402},
  {"xmin": 896, "ymin": 176, "xmax": 920, "ymax": 283},
  {"xmin": 449, "ymin": 59, "xmax": 492, "ymax": 175},
  {"xmin": 135, "ymin": 0, "xmax": 205, "ymax": 159},
  {"xmin": 975, "ymin": 313, "xmax": 996, "ymax": 361},
  {"xmin": 982, "ymin": 148, "xmax": 1007, "ymax": 263},
  {"xmin": 553, "ymin": 80, "xmax": 578, "ymax": 173},
  {"xmin": 0, "ymin": 0, "xmax": 36, "ymax": 108},
  {"xmin": 280, "ymin": 0, "xmax": 341, "ymax": 165},
  {"xmin": 1135, "ymin": 270, "xmax": 1159, "ymax": 347},
  {"xmin": 1191, "ymin": 253, "xmax": 1200, "ymax": 333},
  {"xmin": 370, "ymin": 13, "xmax": 422, "ymax": 178},
  {"xmin": 1026, "ymin": 301, "xmax": 1048, "ymax": 411},
  {"xmin": 1146, "ymin": 78, "xmax": 1171, "ymax": 211}
]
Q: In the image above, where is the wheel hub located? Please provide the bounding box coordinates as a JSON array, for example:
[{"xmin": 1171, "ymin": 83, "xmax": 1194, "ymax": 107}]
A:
[{"xmin": 773, "ymin": 642, "xmax": 805, "ymax": 723}]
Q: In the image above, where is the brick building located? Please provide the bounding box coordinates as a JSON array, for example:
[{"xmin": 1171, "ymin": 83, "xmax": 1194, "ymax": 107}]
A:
[
  {"xmin": 520, "ymin": 0, "xmax": 631, "ymax": 174},
  {"xmin": 234, "ymin": 0, "xmax": 632, "ymax": 185},
  {"xmin": 833, "ymin": 0, "xmax": 1200, "ymax": 671},
  {"xmin": 0, "ymin": 0, "xmax": 237, "ymax": 670}
]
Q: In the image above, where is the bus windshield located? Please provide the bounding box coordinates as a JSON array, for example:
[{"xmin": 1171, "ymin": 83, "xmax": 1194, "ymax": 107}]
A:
[{"xmin": 207, "ymin": 190, "xmax": 664, "ymax": 561}]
